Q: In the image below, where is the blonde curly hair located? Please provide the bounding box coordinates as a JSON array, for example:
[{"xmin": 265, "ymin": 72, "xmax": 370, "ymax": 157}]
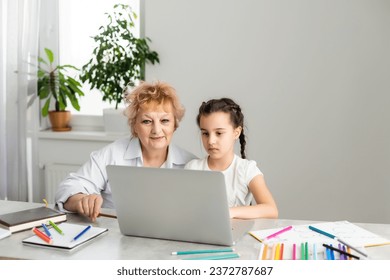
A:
[{"xmin": 124, "ymin": 81, "xmax": 185, "ymax": 137}]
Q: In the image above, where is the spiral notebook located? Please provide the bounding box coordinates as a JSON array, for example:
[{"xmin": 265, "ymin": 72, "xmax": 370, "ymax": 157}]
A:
[{"xmin": 22, "ymin": 223, "xmax": 108, "ymax": 251}]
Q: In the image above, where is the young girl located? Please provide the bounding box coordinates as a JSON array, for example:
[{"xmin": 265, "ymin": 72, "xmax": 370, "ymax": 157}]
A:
[{"xmin": 185, "ymin": 98, "xmax": 278, "ymax": 219}]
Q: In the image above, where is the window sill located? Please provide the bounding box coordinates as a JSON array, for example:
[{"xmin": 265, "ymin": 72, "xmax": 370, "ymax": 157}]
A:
[
  {"xmin": 37, "ymin": 129, "xmax": 129, "ymax": 142},
  {"xmin": 35, "ymin": 114, "xmax": 129, "ymax": 142}
]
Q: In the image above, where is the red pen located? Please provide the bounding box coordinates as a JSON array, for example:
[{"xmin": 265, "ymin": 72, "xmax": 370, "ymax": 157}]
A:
[{"xmin": 32, "ymin": 227, "xmax": 53, "ymax": 244}]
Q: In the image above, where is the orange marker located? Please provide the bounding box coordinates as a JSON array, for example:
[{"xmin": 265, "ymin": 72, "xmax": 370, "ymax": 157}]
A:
[
  {"xmin": 32, "ymin": 227, "xmax": 52, "ymax": 244},
  {"xmin": 262, "ymin": 244, "xmax": 268, "ymax": 260},
  {"xmin": 280, "ymin": 243, "xmax": 284, "ymax": 260}
]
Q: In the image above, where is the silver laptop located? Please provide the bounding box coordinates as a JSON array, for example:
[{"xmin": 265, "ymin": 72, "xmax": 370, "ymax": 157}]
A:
[{"xmin": 107, "ymin": 165, "xmax": 254, "ymax": 246}]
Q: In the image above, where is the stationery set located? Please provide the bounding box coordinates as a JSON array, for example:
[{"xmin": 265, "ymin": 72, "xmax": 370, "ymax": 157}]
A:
[
  {"xmin": 249, "ymin": 220, "xmax": 390, "ymax": 260},
  {"xmin": 22, "ymin": 222, "xmax": 108, "ymax": 251}
]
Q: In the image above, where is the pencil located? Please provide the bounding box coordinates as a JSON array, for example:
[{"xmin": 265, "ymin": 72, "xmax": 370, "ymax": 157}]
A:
[{"xmin": 98, "ymin": 212, "xmax": 117, "ymax": 219}]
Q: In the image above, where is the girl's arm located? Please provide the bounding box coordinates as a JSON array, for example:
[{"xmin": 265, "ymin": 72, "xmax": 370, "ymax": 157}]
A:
[{"xmin": 229, "ymin": 175, "xmax": 278, "ymax": 219}]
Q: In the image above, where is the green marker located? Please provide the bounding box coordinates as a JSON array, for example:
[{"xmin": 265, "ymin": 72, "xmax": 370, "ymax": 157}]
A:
[
  {"xmin": 172, "ymin": 248, "xmax": 234, "ymax": 255},
  {"xmin": 305, "ymin": 242, "xmax": 309, "ymax": 260},
  {"xmin": 49, "ymin": 220, "xmax": 64, "ymax": 235}
]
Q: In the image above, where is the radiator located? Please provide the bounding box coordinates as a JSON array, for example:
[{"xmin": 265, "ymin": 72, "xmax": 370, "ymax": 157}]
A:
[{"xmin": 44, "ymin": 163, "xmax": 80, "ymax": 204}]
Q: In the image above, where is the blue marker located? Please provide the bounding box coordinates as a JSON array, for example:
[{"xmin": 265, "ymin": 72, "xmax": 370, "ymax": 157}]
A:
[
  {"xmin": 41, "ymin": 223, "xmax": 52, "ymax": 239},
  {"xmin": 72, "ymin": 225, "xmax": 92, "ymax": 242}
]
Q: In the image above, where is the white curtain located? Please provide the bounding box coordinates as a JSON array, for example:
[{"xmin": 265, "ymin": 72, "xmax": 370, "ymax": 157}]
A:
[
  {"xmin": 0, "ymin": 0, "xmax": 7, "ymax": 200},
  {"xmin": 0, "ymin": 0, "xmax": 40, "ymax": 201}
]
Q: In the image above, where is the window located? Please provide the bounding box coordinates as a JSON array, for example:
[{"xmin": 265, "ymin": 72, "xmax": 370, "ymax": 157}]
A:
[{"xmin": 58, "ymin": 0, "xmax": 140, "ymax": 116}]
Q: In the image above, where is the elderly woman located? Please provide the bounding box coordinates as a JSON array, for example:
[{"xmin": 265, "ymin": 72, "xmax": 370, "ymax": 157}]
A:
[{"xmin": 55, "ymin": 81, "xmax": 197, "ymax": 221}]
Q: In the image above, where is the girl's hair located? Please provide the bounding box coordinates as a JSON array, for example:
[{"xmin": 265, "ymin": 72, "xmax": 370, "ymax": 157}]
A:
[
  {"xmin": 197, "ymin": 98, "xmax": 247, "ymax": 159},
  {"xmin": 124, "ymin": 81, "xmax": 185, "ymax": 137}
]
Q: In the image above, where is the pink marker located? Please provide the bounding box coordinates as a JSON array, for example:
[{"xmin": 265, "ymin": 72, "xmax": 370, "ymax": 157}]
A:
[
  {"xmin": 292, "ymin": 243, "xmax": 297, "ymax": 260},
  {"xmin": 264, "ymin": 225, "xmax": 293, "ymax": 240}
]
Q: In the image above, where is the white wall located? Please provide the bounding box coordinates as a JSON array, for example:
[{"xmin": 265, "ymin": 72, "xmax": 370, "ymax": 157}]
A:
[{"xmin": 144, "ymin": 0, "xmax": 390, "ymax": 223}]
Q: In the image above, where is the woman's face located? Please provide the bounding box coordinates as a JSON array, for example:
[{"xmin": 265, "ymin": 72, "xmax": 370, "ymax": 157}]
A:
[{"xmin": 134, "ymin": 101, "xmax": 176, "ymax": 154}]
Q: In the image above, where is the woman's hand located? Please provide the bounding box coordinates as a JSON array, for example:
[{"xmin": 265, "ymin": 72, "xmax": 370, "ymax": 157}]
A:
[{"xmin": 64, "ymin": 193, "xmax": 103, "ymax": 222}]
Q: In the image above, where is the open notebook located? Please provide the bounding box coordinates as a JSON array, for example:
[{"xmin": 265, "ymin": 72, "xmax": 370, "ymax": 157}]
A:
[{"xmin": 22, "ymin": 223, "xmax": 108, "ymax": 251}]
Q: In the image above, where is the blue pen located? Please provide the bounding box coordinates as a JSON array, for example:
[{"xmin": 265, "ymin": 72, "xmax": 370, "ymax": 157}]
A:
[
  {"xmin": 72, "ymin": 225, "xmax": 92, "ymax": 241},
  {"xmin": 41, "ymin": 223, "xmax": 52, "ymax": 239}
]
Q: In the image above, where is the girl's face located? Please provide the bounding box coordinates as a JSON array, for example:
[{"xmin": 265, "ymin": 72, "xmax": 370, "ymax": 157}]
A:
[
  {"xmin": 134, "ymin": 101, "xmax": 176, "ymax": 153},
  {"xmin": 199, "ymin": 112, "xmax": 241, "ymax": 162}
]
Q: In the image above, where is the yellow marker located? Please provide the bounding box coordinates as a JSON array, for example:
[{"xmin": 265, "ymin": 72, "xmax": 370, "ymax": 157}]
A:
[
  {"xmin": 42, "ymin": 199, "xmax": 48, "ymax": 207},
  {"xmin": 274, "ymin": 243, "xmax": 280, "ymax": 260}
]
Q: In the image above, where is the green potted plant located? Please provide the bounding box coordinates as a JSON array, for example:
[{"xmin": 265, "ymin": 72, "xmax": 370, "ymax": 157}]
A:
[
  {"xmin": 38, "ymin": 48, "xmax": 85, "ymax": 131},
  {"xmin": 79, "ymin": 3, "xmax": 159, "ymax": 133}
]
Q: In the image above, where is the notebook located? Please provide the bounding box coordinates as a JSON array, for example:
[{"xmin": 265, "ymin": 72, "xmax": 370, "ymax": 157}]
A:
[
  {"xmin": 0, "ymin": 206, "xmax": 67, "ymax": 233},
  {"xmin": 107, "ymin": 165, "xmax": 254, "ymax": 246},
  {"xmin": 22, "ymin": 223, "xmax": 108, "ymax": 251}
]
